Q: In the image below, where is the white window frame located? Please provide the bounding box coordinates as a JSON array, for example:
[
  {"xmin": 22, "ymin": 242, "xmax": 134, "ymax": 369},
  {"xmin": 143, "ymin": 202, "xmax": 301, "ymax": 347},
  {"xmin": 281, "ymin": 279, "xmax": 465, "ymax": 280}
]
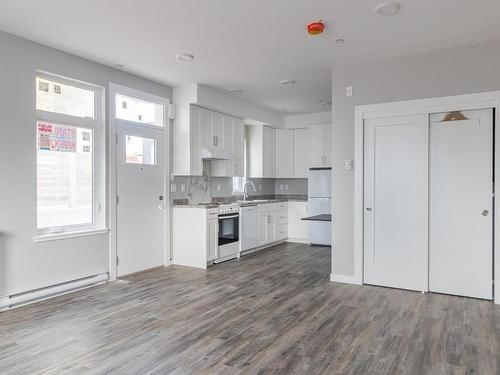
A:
[{"xmin": 34, "ymin": 71, "xmax": 106, "ymax": 241}]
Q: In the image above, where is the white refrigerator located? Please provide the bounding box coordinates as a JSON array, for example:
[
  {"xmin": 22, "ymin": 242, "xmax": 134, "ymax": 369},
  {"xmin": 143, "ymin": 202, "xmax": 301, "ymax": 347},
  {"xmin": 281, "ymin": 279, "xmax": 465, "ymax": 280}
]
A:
[{"xmin": 308, "ymin": 168, "xmax": 332, "ymax": 245}]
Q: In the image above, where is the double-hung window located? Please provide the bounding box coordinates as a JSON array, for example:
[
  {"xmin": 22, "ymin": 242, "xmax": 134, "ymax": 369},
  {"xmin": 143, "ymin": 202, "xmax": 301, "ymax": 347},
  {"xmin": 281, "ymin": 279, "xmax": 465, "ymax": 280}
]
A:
[{"xmin": 35, "ymin": 73, "xmax": 104, "ymax": 237}]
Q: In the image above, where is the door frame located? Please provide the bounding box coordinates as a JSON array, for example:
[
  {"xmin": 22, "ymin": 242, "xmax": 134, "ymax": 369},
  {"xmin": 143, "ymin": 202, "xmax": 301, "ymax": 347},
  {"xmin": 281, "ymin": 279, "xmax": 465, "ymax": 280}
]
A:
[
  {"xmin": 108, "ymin": 83, "xmax": 171, "ymax": 281},
  {"xmin": 348, "ymin": 91, "xmax": 500, "ymax": 305}
]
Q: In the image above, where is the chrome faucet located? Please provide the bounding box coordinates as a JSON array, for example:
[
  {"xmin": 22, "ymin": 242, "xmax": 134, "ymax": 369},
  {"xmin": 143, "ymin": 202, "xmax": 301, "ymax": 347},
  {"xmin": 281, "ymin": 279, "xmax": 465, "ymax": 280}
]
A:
[{"xmin": 243, "ymin": 181, "xmax": 256, "ymax": 201}]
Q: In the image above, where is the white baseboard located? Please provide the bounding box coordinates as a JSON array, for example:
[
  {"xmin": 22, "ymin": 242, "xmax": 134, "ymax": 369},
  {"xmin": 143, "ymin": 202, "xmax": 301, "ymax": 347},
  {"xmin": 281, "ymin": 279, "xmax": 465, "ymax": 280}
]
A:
[
  {"xmin": 330, "ymin": 273, "xmax": 363, "ymax": 285},
  {"xmin": 286, "ymin": 238, "xmax": 309, "ymax": 244}
]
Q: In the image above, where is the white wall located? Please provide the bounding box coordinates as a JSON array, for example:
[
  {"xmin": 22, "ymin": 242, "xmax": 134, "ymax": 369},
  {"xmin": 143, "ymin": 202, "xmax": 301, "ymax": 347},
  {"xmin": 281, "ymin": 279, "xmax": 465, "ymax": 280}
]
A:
[
  {"xmin": 284, "ymin": 111, "xmax": 331, "ymax": 129},
  {"xmin": 331, "ymin": 40, "xmax": 500, "ymax": 278},
  {"xmin": 0, "ymin": 31, "xmax": 172, "ymax": 297}
]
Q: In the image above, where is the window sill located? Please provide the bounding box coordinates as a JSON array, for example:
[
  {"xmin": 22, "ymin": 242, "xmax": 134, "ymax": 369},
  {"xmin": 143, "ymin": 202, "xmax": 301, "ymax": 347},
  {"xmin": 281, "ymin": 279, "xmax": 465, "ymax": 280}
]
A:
[{"xmin": 33, "ymin": 228, "xmax": 110, "ymax": 243}]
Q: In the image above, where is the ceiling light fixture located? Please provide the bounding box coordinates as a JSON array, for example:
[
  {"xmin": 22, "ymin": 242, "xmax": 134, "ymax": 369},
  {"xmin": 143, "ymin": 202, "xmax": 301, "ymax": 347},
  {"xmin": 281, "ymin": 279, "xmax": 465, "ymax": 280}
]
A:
[
  {"xmin": 228, "ymin": 88, "xmax": 242, "ymax": 94},
  {"xmin": 280, "ymin": 79, "xmax": 296, "ymax": 85},
  {"xmin": 375, "ymin": 2, "xmax": 400, "ymax": 15},
  {"xmin": 176, "ymin": 53, "xmax": 194, "ymax": 61}
]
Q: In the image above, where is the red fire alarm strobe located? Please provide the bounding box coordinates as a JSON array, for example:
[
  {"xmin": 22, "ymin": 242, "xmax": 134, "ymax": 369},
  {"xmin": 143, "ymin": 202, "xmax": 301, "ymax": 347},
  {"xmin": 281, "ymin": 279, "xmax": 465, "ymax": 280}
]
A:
[{"xmin": 307, "ymin": 20, "xmax": 325, "ymax": 35}]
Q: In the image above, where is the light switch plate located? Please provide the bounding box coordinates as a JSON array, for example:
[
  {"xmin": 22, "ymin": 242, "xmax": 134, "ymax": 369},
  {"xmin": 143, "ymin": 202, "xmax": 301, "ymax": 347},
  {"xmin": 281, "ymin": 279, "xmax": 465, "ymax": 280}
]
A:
[{"xmin": 345, "ymin": 160, "xmax": 354, "ymax": 170}]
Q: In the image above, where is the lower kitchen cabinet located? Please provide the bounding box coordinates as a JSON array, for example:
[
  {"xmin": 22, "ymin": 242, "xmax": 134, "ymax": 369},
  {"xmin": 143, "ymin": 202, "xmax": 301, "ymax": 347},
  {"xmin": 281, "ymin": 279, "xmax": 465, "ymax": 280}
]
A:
[
  {"xmin": 206, "ymin": 216, "xmax": 218, "ymax": 261},
  {"xmin": 173, "ymin": 207, "xmax": 218, "ymax": 269},
  {"xmin": 287, "ymin": 201, "xmax": 309, "ymax": 242}
]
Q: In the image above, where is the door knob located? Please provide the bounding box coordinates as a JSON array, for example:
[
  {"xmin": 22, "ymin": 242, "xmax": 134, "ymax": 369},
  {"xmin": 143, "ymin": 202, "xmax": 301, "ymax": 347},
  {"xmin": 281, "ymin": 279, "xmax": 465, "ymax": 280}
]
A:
[
  {"xmin": 159, "ymin": 195, "xmax": 164, "ymax": 201},
  {"xmin": 366, "ymin": 207, "xmax": 373, "ymax": 212},
  {"xmin": 482, "ymin": 210, "xmax": 489, "ymax": 216}
]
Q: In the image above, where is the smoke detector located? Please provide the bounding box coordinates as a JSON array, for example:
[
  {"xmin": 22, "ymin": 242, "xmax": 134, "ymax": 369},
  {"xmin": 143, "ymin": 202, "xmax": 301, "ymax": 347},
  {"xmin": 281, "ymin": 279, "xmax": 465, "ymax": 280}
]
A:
[{"xmin": 375, "ymin": 2, "xmax": 400, "ymax": 15}]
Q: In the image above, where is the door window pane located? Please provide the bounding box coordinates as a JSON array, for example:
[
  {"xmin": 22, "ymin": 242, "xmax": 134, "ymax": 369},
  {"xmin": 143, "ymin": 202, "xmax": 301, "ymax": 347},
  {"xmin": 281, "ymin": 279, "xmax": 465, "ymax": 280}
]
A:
[
  {"xmin": 36, "ymin": 77, "xmax": 95, "ymax": 119},
  {"xmin": 37, "ymin": 122, "xmax": 93, "ymax": 229},
  {"xmin": 125, "ymin": 135, "xmax": 156, "ymax": 165},
  {"xmin": 116, "ymin": 94, "xmax": 163, "ymax": 126}
]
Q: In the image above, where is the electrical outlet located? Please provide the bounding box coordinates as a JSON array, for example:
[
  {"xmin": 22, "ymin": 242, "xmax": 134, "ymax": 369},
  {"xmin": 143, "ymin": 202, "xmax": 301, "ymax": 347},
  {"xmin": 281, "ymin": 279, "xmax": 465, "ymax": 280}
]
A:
[
  {"xmin": 258, "ymin": 184, "xmax": 262, "ymax": 191},
  {"xmin": 345, "ymin": 160, "xmax": 354, "ymax": 170},
  {"xmin": 181, "ymin": 184, "xmax": 185, "ymax": 192},
  {"xmin": 170, "ymin": 184, "xmax": 177, "ymax": 193},
  {"xmin": 217, "ymin": 184, "xmax": 221, "ymax": 192},
  {"xmin": 346, "ymin": 86, "xmax": 353, "ymax": 97},
  {"xmin": 285, "ymin": 184, "xmax": 289, "ymax": 191},
  {"xmin": 280, "ymin": 184, "xmax": 284, "ymax": 190}
]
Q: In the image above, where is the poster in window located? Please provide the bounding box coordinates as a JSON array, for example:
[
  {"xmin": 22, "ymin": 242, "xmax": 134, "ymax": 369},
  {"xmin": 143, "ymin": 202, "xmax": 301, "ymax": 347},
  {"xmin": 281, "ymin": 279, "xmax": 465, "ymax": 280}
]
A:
[{"xmin": 37, "ymin": 122, "xmax": 77, "ymax": 153}]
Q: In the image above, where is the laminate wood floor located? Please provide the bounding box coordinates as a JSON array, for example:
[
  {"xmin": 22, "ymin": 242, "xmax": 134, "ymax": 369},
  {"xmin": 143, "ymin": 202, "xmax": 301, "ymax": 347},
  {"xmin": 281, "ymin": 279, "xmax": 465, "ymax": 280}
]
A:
[{"xmin": 1, "ymin": 243, "xmax": 499, "ymax": 374}]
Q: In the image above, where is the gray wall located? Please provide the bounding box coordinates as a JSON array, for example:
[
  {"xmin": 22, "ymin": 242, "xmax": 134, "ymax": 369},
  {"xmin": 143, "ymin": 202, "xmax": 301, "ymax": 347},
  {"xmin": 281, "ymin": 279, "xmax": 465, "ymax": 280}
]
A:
[
  {"xmin": 0, "ymin": 32, "xmax": 172, "ymax": 297},
  {"xmin": 332, "ymin": 40, "xmax": 500, "ymax": 277}
]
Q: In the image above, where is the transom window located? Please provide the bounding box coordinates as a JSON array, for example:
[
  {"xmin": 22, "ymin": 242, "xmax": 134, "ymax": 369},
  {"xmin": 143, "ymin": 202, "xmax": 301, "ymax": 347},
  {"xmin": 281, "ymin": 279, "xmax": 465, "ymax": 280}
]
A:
[
  {"xmin": 35, "ymin": 73, "xmax": 103, "ymax": 236},
  {"xmin": 116, "ymin": 93, "xmax": 164, "ymax": 127}
]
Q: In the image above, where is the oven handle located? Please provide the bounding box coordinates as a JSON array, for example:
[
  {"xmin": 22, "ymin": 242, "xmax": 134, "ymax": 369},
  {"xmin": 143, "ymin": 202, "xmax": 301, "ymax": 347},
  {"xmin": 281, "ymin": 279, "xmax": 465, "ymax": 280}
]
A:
[{"xmin": 218, "ymin": 214, "xmax": 239, "ymax": 219}]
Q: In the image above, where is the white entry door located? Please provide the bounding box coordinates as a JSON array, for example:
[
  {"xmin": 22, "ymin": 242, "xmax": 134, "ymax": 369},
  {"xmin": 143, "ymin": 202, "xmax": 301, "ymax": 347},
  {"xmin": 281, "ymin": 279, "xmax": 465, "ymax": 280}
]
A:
[
  {"xmin": 116, "ymin": 122, "xmax": 165, "ymax": 276},
  {"xmin": 364, "ymin": 115, "xmax": 429, "ymax": 291},
  {"xmin": 429, "ymin": 109, "xmax": 493, "ymax": 299}
]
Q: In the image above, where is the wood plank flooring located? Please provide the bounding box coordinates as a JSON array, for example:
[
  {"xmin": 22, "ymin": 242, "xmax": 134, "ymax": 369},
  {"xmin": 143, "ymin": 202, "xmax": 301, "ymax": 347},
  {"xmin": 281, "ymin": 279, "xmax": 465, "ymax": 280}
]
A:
[{"xmin": 1, "ymin": 242, "xmax": 499, "ymax": 374}]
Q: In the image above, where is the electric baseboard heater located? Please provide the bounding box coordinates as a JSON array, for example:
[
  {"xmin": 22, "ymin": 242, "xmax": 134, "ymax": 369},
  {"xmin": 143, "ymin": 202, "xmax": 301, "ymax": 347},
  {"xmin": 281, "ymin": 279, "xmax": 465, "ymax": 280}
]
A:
[{"xmin": 0, "ymin": 272, "xmax": 108, "ymax": 311}]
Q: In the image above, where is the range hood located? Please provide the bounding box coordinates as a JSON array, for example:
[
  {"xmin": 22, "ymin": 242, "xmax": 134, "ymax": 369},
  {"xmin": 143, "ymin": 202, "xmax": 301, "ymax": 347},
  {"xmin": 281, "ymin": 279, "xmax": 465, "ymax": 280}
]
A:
[{"xmin": 201, "ymin": 148, "xmax": 231, "ymax": 160}]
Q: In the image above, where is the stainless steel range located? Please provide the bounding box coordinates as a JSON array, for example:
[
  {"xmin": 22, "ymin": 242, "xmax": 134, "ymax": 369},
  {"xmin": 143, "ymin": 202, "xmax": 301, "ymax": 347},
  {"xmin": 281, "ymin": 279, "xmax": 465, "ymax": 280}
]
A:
[{"xmin": 214, "ymin": 203, "xmax": 240, "ymax": 263}]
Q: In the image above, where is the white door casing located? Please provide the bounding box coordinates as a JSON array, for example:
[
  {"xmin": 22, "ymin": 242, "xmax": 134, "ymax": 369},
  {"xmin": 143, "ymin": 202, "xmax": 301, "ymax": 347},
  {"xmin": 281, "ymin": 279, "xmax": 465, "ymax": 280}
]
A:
[
  {"xmin": 429, "ymin": 109, "xmax": 493, "ymax": 299},
  {"xmin": 363, "ymin": 115, "xmax": 429, "ymax": 292}
]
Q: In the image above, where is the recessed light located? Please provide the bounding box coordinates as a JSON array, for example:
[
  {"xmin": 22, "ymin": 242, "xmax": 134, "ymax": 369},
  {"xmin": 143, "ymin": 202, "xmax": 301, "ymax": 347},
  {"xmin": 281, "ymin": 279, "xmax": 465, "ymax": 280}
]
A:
[
  {"xmin": 280, "ymin": 79, "xmax": 296, "ymax": 85},
  {"xmin": 335, "ymin": 38, "xmax": 345, "ymax": 44},
  {"xmin": 176, "ymin": 53, "xmax": 194, "ymax": 61},
  {"xmin": 228, "ymin": 88, "xmax": 242, "ymax": 94},
  {"xmin": 375, "ymin": 2, "xmax": 400, "ymax": 15}
]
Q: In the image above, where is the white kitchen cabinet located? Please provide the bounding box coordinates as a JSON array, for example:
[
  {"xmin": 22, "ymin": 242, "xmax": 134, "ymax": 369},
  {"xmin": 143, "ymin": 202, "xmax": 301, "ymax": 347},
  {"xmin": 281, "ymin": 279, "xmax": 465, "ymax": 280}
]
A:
[
  {"xmin": 172, "ymin": 104, "xmax": 203, "ymax": 176},
  {"xmin": 293, "ymin": 128, "xmax": 309, "ymax": 178},
  {"xmin": 211, "ymin": 117, "xmax": 244, "ymax": 177},
  {"xmin": 173, "ymin": 207, "xmax": 218, "ymax": 269},
  {"xmin": 309, "ymin": 125, "xmax": 332, "ymax": 168},
  {"xmin": 287, "ymin": 201, "xmax": 309, "ymax": 242},
  {"xmin": 259, "ymin": 203, "xmax": 276, "ymax": 245},
  {"xmin": 248, "ymin": 125, "xmax": 276, "ymax": 178},
  {"xmin": 201, "ymin": 108, "xmax": 226, "ymax": 155},
  {"xmin": 276, "ymin": 129, "xmax": 294, "ymax": 178},
  {"xmin": 206, "ymin": 217, "xmax": 218, "ymax": 261}
]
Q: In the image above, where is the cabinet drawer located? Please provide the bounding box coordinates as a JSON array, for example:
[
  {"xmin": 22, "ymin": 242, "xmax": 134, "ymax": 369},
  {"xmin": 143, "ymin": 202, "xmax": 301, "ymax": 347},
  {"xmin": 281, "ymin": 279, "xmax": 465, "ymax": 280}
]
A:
[
  {"xmin": 207, "ymin": 209, "xmax": 218, "ymax": 219},
  {"xmin": 277, "ymin": 224, "xmax": 287, "ymax": 240},
  {"xmin": 276, "ymin": 202, "xmax": 287, "ymax": 210},
  {"xmin": 277, "ymin": 212, "xmax": 287, "ymax": 225},
  {"xmin": 259, "ymin": 203, "xmax": 275, "ymax": 212}
]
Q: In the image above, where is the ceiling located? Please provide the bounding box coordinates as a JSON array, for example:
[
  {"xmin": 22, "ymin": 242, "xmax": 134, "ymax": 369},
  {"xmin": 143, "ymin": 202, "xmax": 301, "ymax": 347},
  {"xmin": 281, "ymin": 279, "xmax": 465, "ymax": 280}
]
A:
[{"xmin": 0, "ymin": 1, "xmax": 499, "ymax": 114}]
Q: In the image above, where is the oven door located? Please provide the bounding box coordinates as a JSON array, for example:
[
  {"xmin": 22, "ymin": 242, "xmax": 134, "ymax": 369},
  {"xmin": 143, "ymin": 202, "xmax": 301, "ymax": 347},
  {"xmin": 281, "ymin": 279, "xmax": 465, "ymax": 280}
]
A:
[{"xmin": 218, "ymin": 214, "xmax": 239, "ymax": 246}]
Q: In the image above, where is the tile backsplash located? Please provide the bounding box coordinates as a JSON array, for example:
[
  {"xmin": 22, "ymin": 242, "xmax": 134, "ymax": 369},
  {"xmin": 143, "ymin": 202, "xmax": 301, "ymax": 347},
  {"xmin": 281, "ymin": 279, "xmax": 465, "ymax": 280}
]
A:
[{"xmin": 171, "ymin": 172, "xmax": 308, "ymax": 203}]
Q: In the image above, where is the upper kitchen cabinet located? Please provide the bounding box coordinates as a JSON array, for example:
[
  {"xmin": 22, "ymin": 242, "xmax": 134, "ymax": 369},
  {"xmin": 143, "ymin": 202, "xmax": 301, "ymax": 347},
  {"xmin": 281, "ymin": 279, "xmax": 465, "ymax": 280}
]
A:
[
  {"xmin": 293, "ymin": 128, "xmax": 309, "ymax": 178},
  {"xmin": 200, "ymin": 108, "xmax": 230, "ymax": 159},
  {"xmin": 275, "ymin": 129, "xmax": 294, "ymax": 178},
  {"xmin": 309, "ymin": 124, "xmax": 332, "ymax": 168},
  {"xmin": 173, "ymin": 104, "xmax": 203, "ymax": 176},
  {"xmin": 248, "ymin": 125, "xmax": 276, "ymax": 178},
  {"xmin": 212, "ymin": 116, "xmax": 244, "ymax": 177}
]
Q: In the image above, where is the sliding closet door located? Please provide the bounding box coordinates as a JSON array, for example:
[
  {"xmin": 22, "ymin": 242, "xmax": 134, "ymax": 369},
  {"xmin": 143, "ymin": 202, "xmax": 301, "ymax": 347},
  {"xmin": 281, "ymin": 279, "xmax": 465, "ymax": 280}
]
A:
[
  {"xmin": 429, "ymin": 109, "xmax": 493, "ymax": 300},
  {"xmin": 364, "ymin": 115, "xmax": 428, "ymax": 291}
]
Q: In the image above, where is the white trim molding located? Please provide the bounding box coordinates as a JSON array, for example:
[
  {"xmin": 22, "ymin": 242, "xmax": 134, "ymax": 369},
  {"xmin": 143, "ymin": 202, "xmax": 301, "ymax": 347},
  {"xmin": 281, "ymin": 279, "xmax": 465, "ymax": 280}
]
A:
[
  {"xmin": 330, "ymin": 273, "xmax": 363, "ymax": 285},
  {"xmin": 108, "ymin": 83, "xmax": 171, "ymax": 281},
  {"xmin": 352, "ymin": 90, "xmax": 500, "ymax": 305}
]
